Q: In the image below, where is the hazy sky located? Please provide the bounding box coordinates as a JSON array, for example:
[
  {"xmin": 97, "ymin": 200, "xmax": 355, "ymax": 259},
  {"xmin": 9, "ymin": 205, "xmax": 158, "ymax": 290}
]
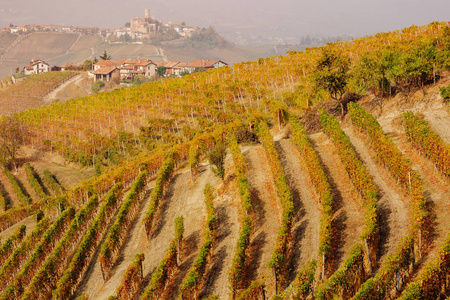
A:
[{"xmin": 1, "ymin": 0, "xmax": 450, "ymax": 43}]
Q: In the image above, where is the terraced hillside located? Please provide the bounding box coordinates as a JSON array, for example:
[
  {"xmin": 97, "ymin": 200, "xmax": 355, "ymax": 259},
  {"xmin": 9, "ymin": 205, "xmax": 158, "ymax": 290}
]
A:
[
  {"xmin": 1, "ymin": 21, "xmax": 450, "ymax": 300},
  {"xmin": 0, "ymin": 31, "xmax": 287, "ymax": 79}
]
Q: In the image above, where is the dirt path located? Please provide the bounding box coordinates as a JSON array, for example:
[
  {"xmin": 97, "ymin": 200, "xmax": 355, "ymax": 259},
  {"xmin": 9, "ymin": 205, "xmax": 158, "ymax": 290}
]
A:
[
  {"xmin": 76, "ymin": 162, "xmax": 221, "ymax": 299},
  {"xmin": 0, "ymin": 215, "xmax": 36, "ymax": 241},
  {"xmin": 275, "ymin": 138, "xmax": 321, "ymax": 283},
  {"xmin": 342, "ymin": 125, "xmax": 410, "ymax": 264},
  {"xmin": 422, "ymin": 108, "xmax": 450, "ymax": 144},
  {"xmin": 158, "ymin": 47, "xmax": 169, "ymax": 62},
  {"xmin": 243, "ymin": 145, "xmax": 281, "ymax": 287},
  {"xmin": 43, "ymin": 74, "xmax": 83, "ymax": 103},
  {"xmin": 379, "ymin": 124, "xmax": 450, "ymax": 260},
  {"xmin": 21, "ymin": 146, "xmax": 95, "ymax": 190},
  {"xmin": 0, "ymin": 170, "xmax": 34, "ymax": 208},
  {"xmin": 308, "ymin": 132, "xmax": 364, "ymax": 274},
  {"xmin": 0, "ymin": 175, "xmax": 17, "ymax": 209},
  {"xmin": 200, "ymin": 154, "xmax": 240, "ymax": 299}
]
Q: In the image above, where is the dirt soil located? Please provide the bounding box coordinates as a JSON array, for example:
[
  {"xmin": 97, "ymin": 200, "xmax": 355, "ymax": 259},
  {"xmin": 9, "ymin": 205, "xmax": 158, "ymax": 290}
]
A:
[
  {"xmin": 342, "ymin": 124, "xmax": 410, "ymax": 265},
  {"xmin": 422, "ymin": 108, "xmax": 450, "ymax": 144},
  {"xmin": 308, "ymin": 132, "xmax": 364, "ymax": 275},
  {"xmin": 379, "ymin": 124, "xmax": 450, "ymax": 263},
  {"xmin": 76, "ymin": 160, "xmax": 222, "ymax": 299},
  {"xmin": 0, "ymin": 173, "xmax": 20, "ymax": 208},
  {"xmin": 275, "ymin": 138, "xmax": 321, "ymax": 283},
  {"xmin": 0, "ymin": 215, "xmax": 37, "ymax": 241},
  {"xmin": 200, "ymin": 154, "xmax": 240, "ymax": 299},
  {"xmin": 20, "ymin": 146, "xmax": 94, "ymax": 189},
  {"xmin": 242, "ymin": 144, "xmax": 281, "ymax": 295}
]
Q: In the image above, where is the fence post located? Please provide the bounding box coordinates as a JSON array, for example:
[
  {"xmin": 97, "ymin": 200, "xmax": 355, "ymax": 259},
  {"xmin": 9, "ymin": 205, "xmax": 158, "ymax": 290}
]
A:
[
  {"xmin": 364, "ymin": 239, "xmax": 373, "ymax": 275},
  {"xmin": 273, "ymin": 266, "xmax": 278, "ymax": 295}
]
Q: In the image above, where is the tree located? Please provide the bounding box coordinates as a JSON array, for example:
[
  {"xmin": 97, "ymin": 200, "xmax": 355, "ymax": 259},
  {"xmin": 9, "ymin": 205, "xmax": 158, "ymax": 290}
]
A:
[
  {"xmin": 100, "ymin": 50, "xmax": 112, "ymax": 61},
  {"xmin": 156, "ymin": 66, "xmax": 166, "ymax": 77},
  {"xmin": 208, "ymin": 142, "xmax": 226, "ymax": 180},
  {"xmin": 0, "ymin": 116, "xmax": 26, "ymax": 170},
  {"xmin": 83, "ymin": 59, "xmax": 93, "ymax": 71},
  {"xmin": 91, "ymin": 81, "xmax": 105, "ymax": 93},
  {"xmin": 119, "ymin": 33, "xmax": 132, "ymax": 43},
  {"xmin": 313, "ymin": 46, "xmax": 350, "ymax": 115},
  {"xmin": 133, "ymin": 75, "xmax": 148, "ymax": 86}
]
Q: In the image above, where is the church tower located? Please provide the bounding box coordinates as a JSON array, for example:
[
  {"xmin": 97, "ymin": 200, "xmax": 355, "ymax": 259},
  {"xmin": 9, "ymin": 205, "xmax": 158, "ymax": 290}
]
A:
[{"xmin": 145, "ymin": 9, "xmax": 150, "ymax": 19}]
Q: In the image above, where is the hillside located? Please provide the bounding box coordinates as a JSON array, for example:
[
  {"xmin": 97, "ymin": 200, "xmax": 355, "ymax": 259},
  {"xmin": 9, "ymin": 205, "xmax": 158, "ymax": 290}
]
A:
[
  {"xmin": 0, "ymin": 31, "xmax": 294, "ymax": 79},
  {"xmin": 0, "ymin": 21, "xmax": 450, "ymax": 300}
]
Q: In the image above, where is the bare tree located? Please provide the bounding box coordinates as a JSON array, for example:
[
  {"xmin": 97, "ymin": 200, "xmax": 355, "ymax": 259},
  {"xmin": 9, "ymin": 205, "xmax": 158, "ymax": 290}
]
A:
[{"xmin": 0, "ymin": 116, "xmax": 26, "ymax": 170}]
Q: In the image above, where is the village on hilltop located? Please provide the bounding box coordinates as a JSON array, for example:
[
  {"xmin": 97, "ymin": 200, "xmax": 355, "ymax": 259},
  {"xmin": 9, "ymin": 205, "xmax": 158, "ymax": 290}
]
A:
[
  {"xmin": 3, "ymin": 9, "xmax": 201, "ymax": 43},
  {"xmin": 3, "ymin": 9, "xmax": 228, "ymax": 85}
]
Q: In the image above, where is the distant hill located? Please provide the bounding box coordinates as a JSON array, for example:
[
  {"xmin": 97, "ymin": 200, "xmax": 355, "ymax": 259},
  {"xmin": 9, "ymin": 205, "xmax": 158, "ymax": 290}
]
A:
[{"xmin": 0, "ymin": 31, "xmax": 304, "ymax": 78}]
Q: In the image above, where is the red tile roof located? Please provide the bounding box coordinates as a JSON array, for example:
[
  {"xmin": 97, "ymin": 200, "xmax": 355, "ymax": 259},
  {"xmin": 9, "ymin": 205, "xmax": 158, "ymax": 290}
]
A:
[
  {"xmin": 94, "ymin": 60, "xmax": 121, "ymax": 67},
  {"xmin": 155, "ymin": 61, "xmax": 180, "ymax": 68},
  {"xmin": 30, "ymin": 59, "xmax": 49, "ymax": 66},
  {"xmin": 92, "ymin": 66, "xmax": 117, "ymax": 75},
  {"xmin": 187, "ymin": 59, "xmax": 220, "ymax": 68},
  {"xmin": 124, "ymin": 58, "xmax": 155, "ymax": 66}
]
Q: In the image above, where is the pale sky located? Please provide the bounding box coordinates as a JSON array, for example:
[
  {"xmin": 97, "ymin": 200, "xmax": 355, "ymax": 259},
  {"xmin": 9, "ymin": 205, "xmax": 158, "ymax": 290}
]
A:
[{"xmin": 1, "ymin": 0, "xmax": 450, "ymax": 44}]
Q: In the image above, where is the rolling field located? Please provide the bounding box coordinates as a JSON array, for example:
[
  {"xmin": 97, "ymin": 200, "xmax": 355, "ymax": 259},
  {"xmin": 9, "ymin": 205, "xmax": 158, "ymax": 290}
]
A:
[{"xmin": 0, "ymin": 22, "xmax": 450, "ymax": 300}]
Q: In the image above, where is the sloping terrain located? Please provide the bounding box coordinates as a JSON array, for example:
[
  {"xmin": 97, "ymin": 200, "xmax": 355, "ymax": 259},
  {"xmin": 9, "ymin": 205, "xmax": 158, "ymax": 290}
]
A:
[{"xmin": 2, "ymin": 22, "xmax": 450, "ymax": 300}]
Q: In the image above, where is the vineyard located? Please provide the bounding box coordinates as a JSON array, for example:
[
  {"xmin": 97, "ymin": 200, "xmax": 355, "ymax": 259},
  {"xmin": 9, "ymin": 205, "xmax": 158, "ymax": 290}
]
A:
[{"xmin": 0, "ymin": 21, "xmax": 450, "ymax": 299}]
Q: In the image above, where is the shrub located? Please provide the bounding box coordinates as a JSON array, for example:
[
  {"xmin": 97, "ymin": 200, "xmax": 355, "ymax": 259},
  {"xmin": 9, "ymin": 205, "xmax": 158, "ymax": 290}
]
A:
[
  {"xmin": 440, "ymin": 85, "xmax": 450, "ymax": 103},
  {"xmin": 91, "ymin": 81, "xmax": 105, "ymax": 93}
]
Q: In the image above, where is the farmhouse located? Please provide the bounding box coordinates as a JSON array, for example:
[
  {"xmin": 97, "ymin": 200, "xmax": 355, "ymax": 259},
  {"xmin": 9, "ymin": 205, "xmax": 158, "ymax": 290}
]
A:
[
  {"xmin": 23, "ymin": 59, "xmax": 50, "ymax": 75},
  {"xmin": 92, "ymin": 66, "xmax": 120, "ymax": 82},
  {"xmin": 155, "ymin": 59, "xmax": 228, "ymax": 76},
  {"xmin": 155, "ymin": 61, "xmax": 183, "ymax": 76},
  {"xmin": 92, "ymin": 58, "xmax": 156, "ymax": 81},
  {"xmin": 120, "ymin": 58, "xmax": 156, "ymax": 79}
]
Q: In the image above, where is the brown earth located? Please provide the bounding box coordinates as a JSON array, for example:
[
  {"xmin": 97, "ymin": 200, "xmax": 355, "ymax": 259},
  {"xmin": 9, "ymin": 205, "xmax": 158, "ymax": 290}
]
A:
[
  {"xmin": 0, "ymin": 215, "xmax": 37, "ymax": 241},
  {"xmin": 342, "ymin": 124, "xmax": 410, "ymax": 265},
  {"xmin": 422, "ymin": 108, "xmax": 450, "ymax": 144},
  {"xmin": 275, "ymin": 138, "xmax": 321, "ymax": 284},
  {"xmin": 75, "ymin": 159, "xmax": 222, "ymax": 299},
  {"xmin": 20, "ymin": 146, "xmax": 94, "ymax": 189},
  {"xmin": 0, "ymin": 172, "xmax": 20, "ymax": 208},
  {"xmin": 200, "ymin": 154, "xmax": 240, "ymax": 299},
  {"xmin": 380, "ymin": 127, "xmax": 450, "ymax": 262},
  {"xmin": 308, "ymin": 132, "xmax": 364, "ymax": 275},
  {"xmin": 242, "ymin": 144, "xmax": 281, "ymax": 295}
]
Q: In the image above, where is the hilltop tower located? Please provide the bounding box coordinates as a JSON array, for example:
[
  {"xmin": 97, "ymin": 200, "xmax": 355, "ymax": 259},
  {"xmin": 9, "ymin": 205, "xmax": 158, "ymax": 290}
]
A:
[{"xmin": 145, "ymin": 9, "xmax": 150, "ymax": 19}]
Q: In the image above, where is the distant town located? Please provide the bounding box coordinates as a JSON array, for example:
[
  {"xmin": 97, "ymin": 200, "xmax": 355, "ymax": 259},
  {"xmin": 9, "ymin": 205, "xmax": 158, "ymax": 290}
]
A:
[
  {"xmin": 1, "ymin": 9, "xmax": 230, "ymax": 84},
  {"xmin": 2, "ymin": 9, "xmax": 201, "ymax": 43}
]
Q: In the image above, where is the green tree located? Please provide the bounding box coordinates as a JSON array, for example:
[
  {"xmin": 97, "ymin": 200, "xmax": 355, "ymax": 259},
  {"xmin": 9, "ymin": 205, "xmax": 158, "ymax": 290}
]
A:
[
  {"xmin": 156, "ymin": 66, "xmax": 166, "ymax": 77},
  {"xmin": 133, "ymin": 74, "xmax": 148, "ymax": 86},
  {"xmin": 83, "ymin": 59, "xmax": 93, "ymax": 71},
  {"xmin": 313, "ymin": 47, "xmax": 350, "ymax": 115},
  {"xmin": 119, "ymin": 33, "xmax": 132, "ymax": 43},
  {"xmin": 91, "ymin": 81, "xmax": 105, "ymax": 93},
  {"xmin": 0, "ymin": 116, "xmax": 26, "ymax": 170},
  {"xmin": 208, "ymin": 142, "xmax": 226, "ymax": 180},
  {"xmin": 100, "ymin": 50, "xmax": 112, "ymax": 61}
]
